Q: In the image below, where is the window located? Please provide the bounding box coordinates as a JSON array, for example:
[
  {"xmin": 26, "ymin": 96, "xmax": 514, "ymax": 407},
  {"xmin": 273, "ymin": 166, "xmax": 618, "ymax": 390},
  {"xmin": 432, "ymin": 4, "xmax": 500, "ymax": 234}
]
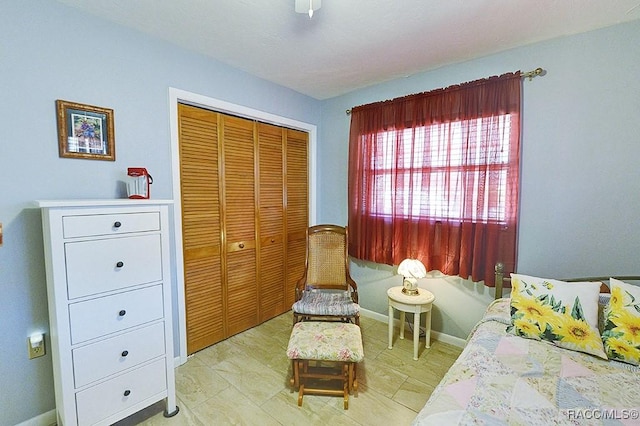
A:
[
  {"xmin": 368, "ymin": 114, "xmax": 512, "ymax": 224},
  {"xmin": 348, "ymin": 73, "xmax": 521, "ymax": 285}
]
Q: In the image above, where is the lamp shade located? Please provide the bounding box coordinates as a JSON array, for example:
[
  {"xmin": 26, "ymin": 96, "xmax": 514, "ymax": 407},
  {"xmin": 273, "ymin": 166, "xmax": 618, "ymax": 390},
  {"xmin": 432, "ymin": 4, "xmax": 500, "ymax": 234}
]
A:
[{"xmin": 397, "ymin": 259, "xmax": 427, "ymax": 279}]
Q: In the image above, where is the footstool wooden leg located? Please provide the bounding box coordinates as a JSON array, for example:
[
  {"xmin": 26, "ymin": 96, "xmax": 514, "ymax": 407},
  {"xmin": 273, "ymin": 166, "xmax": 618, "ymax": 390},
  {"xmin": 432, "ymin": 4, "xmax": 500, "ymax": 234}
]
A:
[
  {"xmin": 343, "ymin": 379, "xmax": 349, "ymax": 409},
  {"xmin": 353, "ymin": 363, "xmax": 358, "ymax": 395},
  {"xmin": 347, "ymin": 363, "xmax": 354, "ymax": 393},
  {"xmin": 298, "ymin": 385, "xmax": 304, "ymax": 406},
  {"xmin": 291, "ymin": 360, "xmax": 300, "ymax": 389}
]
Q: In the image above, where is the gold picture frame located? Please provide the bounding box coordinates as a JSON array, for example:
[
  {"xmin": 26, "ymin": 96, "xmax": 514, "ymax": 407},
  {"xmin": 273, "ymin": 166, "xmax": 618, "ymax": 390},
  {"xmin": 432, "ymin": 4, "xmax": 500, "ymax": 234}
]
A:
[{"xmin": 56, "ymin": 100, "xmax": 115, "ymax": 161}]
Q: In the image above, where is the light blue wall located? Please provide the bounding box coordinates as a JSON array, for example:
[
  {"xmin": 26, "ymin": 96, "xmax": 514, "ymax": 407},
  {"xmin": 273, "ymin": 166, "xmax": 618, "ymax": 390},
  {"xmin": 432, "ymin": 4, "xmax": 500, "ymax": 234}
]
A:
[
  {"xmin": 320, "ymin": 20, "xmax": 640, "ymax": 339},
  {"xmin": 0, "ymin": 2, "xmax": 321, "ymax": 425}
]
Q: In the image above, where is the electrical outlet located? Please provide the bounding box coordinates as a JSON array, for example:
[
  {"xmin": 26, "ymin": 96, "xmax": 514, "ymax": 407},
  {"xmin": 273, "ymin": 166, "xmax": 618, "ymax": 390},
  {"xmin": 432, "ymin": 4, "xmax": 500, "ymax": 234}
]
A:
[{"xmin": 28, "ymin": 336, "xmax": 46, "ymax": 359}]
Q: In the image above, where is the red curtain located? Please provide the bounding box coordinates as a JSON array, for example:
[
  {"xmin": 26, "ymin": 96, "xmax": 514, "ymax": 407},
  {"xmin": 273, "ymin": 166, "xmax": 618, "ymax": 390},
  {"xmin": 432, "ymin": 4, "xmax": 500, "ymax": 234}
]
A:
[{"xmin": 347, "ymin": 72, "xmax": 521, "ymax": 286}]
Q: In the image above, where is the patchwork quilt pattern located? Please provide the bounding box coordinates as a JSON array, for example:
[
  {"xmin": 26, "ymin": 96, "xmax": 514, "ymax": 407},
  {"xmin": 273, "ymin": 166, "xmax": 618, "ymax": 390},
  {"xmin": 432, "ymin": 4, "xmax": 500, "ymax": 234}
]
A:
[{"xmin": 413, "ymin": 299, "xmax": 640, "ymax": 425}]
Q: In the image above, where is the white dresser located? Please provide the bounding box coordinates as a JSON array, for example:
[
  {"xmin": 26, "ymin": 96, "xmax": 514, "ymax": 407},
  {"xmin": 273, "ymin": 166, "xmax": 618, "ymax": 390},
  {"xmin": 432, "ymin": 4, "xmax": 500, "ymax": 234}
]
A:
[{"xmin": 36, "ymin": 200, "xmax": 178, "ymax": 426}]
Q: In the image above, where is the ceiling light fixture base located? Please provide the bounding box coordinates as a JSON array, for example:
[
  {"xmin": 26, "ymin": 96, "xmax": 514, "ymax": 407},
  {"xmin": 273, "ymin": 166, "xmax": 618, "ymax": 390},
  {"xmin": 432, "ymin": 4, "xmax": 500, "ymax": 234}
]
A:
[{"xmin": 295, "ymin": 0, "xmax": 321, "ymax": 18}]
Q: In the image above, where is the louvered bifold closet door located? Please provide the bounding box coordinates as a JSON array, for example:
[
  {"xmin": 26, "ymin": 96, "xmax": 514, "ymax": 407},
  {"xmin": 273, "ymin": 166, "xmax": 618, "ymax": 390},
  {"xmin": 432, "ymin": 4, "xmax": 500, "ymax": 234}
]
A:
[
  {"xmin": 285, "ymin": 128, "xmax": 309, "ymax": 308},
  {"xmin": 221, "ymin": 114, "xmax": 259, "ymax": 336},
  {"xmin": 257, "ymin": 122, "xmax": 286, "ymax": 321},
  {"xmin": 177, "ymin": 104, "xmax": 224, "ymax": 355}
]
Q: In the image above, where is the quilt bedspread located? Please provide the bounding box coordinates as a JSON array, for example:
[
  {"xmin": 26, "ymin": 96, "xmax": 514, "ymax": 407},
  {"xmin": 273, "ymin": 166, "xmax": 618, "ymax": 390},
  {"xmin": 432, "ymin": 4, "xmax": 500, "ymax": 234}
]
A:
[{"xmin": 413, "ymin": 299, "xmax": 640, "ymax": 425}]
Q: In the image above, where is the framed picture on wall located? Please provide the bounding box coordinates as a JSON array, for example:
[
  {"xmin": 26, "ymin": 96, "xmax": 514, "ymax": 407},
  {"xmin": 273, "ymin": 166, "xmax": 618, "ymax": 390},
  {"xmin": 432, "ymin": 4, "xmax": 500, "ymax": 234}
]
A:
[{"xmin": 56, "ymin": 100, "xmax": 115, "ymax": 161}]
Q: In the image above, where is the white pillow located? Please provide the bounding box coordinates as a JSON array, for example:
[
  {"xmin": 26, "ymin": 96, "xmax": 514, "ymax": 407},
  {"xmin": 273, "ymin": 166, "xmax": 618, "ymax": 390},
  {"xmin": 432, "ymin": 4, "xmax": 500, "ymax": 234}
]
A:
[{"xmin": 508, "ymin": 273, "xmax": 606, "ymax": 359}]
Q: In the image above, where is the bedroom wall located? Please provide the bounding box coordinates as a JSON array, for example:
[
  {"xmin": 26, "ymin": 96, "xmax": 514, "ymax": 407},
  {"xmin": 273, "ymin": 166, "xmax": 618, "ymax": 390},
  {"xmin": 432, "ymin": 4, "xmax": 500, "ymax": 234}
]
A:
[
  {"xmin": 0, "ymin": 2, "xmax": 321, "ymax": 425},
  {"xmin": 319, "ymin": 19, "xmax": 640, "ymax": 340}
]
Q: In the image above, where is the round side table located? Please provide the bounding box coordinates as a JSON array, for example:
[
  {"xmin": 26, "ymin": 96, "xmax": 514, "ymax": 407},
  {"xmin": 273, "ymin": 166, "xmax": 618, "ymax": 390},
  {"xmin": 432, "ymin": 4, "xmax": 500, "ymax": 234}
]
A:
[{"xmin": 387, "ymin": 286, "xmax": 435, "ymax": 360}]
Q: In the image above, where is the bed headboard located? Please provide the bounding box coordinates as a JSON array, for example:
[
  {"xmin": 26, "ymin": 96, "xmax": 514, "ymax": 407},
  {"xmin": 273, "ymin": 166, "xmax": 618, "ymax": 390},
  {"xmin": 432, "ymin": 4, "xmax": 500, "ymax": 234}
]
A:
[{"xmin": 494, "ymin": 262, "xmax": 640, "ymax": 299}]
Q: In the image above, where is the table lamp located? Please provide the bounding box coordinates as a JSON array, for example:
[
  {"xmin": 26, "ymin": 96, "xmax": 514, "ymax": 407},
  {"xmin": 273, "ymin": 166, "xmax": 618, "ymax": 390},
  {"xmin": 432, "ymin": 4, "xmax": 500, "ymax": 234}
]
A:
[{"xmin": 398, "ymin": 258, "xmax": 427, "ymax": 295}]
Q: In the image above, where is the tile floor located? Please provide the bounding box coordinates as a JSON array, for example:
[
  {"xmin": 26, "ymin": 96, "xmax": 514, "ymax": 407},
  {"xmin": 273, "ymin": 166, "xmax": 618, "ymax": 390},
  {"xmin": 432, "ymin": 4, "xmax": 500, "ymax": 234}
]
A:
[{"xmin": 115, "ymin": 312, "xmax": 462, "ymax": 426}]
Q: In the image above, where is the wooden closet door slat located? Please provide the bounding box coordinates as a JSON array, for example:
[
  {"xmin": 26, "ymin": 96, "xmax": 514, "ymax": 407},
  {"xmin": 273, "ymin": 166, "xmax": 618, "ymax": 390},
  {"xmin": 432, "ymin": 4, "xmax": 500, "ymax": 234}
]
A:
[
  {"xmin": 257, "ymin": 122, "xmax": 285, "ymax": 321},
  {"xmin": 285, "ymin": 128, "xmax": 309, "ymax": 308},
  {"xmin": 221, "ymin": 114, "xmax": 258, "ymax": 334},
  {"xmin": 178, "ymin": 103, "xmax": 224, "ymax": 354}
]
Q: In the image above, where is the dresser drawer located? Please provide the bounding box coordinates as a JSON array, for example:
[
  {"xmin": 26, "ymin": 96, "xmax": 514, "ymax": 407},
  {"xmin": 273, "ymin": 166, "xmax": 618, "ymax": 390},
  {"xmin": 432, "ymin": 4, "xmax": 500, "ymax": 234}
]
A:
[
  {"xmin": 72, "ymin": 322, "xmax": 166, "ymax": 388},
  {"xmin": 65, "ymin": 234, "xmax": 162, "ymax": 299},
  {"xmin": 75, "ymin": 358, "xmax": 167, "ymax": 426},
  {"xmin": 69, "ymin": 285, "xmax": 164, "ymax": 344},
  {"xmin": 63, "ymin": 212, "xmax": 160, "ymax": 238}
]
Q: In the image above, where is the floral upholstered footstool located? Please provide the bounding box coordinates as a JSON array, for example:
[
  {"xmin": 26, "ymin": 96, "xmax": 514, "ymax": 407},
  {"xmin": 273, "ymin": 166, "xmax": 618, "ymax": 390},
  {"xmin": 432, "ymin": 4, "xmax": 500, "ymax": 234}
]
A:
[{"xmin": 286, "ymin": 321, "xmax": 364, "ymax": 409}]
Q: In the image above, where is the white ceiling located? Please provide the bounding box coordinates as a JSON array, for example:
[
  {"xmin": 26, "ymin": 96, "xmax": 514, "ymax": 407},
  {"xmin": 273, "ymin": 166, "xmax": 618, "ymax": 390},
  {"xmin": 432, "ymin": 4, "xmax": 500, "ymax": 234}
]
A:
[{"xmin": 57, "ymin": 0, "xmax": 640, "ymax": 100}]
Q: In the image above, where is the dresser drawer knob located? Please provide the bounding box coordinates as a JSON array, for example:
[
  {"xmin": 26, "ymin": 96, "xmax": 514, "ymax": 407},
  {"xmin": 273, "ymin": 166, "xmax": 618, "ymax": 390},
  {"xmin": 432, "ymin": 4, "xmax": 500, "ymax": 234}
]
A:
[
  {"xmin": 114, "ymin": 221, "xmax": 122, "ymax": 228},
  {"xmin": 123, "ymin": 390, "xmax": 131, "ymax": 397},
  {"xmin": 271, "ymin": 238, "xmax": 275, "ymax": 243},
  {"xmin": 239, "ymin": 243, "xmax": 245, "ymax": 249},
  {"xmin": 116, "ymin": 261, "xmax": 124, "ymax": 268},
  {"xmin": 119, "ymin": 310, "xmax": 126, "ymax": 317},
  {"xmin": 121, "ymin": 350, "xmax": 129, "ymax": 357}
]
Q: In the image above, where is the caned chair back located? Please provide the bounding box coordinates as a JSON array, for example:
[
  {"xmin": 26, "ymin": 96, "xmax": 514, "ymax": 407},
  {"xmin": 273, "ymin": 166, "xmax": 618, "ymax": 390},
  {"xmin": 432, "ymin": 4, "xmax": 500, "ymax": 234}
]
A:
[{"xmin": 307, "ymin": 228, "xmax": 348, "ymax": 288}]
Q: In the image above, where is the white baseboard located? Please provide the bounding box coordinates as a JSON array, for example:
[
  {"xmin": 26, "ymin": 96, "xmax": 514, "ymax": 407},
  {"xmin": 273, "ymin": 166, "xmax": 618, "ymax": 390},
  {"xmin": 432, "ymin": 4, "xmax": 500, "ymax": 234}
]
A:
[
  {"xmin": 16, "ymin": 409, "xmax": 56, "ymax": 426},
  {"xmin": 431, "ymin": 329, "xmax": 467, "ymax": 348},
  {"xmin": 360, "ymin": 307, "xmax": 467, "ymax": 348}
]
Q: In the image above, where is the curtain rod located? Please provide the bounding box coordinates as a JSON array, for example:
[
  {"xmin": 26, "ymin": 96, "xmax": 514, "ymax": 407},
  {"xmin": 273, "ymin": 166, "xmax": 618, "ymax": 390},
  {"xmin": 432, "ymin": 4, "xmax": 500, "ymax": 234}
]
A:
[{"xmin": 345, "ymin": 67, "xmax": 545, "ymax": 115}]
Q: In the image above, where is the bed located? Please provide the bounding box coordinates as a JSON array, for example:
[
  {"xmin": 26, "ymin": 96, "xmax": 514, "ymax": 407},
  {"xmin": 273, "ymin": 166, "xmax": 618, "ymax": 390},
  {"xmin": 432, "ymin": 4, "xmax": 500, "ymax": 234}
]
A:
[{"xmin": 413, "ymin": 267, "xmax": 640, "ymax": 425}]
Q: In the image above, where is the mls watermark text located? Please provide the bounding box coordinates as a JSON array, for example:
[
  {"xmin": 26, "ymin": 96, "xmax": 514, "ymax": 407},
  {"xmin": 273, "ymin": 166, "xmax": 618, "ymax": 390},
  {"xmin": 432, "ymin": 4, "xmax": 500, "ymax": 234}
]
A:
[{"xmin": 566, "ymin": 409, "xmax": 639, "ymax": 421}]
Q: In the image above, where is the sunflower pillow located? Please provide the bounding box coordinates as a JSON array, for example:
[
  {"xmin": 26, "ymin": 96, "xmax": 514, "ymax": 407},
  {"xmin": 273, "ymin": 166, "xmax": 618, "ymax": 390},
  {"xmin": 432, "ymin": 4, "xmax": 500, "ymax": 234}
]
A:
[
  {"xmin": 508, "ymin": 273, "xmax": 607, "ymax": 359},
  {"xmin": 601, "ymin": 278, "xmax": 640, "ymax": 365}
]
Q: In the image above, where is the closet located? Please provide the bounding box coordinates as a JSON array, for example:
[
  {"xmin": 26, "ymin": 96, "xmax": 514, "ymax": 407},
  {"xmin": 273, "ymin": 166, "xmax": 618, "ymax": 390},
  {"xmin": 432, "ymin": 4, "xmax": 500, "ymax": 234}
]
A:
[{"xmin": 177, "ymin": 103, "xmax": 308, "ymax": 354}]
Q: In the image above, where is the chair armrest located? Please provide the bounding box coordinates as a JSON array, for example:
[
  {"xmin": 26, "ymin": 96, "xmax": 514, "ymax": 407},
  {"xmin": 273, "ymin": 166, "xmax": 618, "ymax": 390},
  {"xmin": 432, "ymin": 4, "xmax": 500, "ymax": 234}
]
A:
[{"xmin": 347, "ymin": 276, "xmax": 358, "ymax": 304}]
